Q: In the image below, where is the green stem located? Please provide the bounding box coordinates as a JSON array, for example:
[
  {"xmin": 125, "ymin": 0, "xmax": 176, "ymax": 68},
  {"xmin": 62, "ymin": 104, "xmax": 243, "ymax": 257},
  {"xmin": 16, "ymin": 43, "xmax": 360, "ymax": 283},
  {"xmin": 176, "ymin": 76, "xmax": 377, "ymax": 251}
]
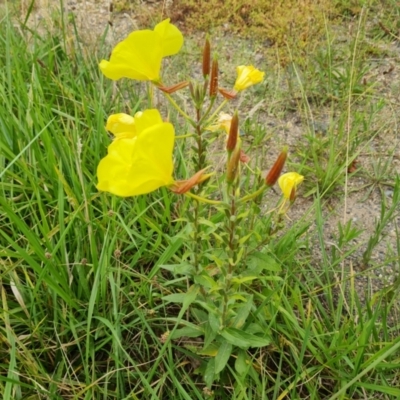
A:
[
  {"xmin": 197, "ymin": 96, "xmax": 216, "ymax": 126},
  {"xmin": 163, "ymin": 92, "xmax": 195, "ymax": 126},
  {"xmin": 184, "ymin": 191, "xmax": 222, "ymax": 205},
  {"xmin": 203, "ymin": 99, "xmax": 228, "ymax": 127},
  {"xmin": 222, "ymin": 183, "xmax": 237, "ymax": 326},
  {"xmin": 193, "ymin": 199, "xmax": 200, "ymax": 274},
  {"xmin": 191, "ymin": 102, "xmax": 205, "ymax": 274},
  {"xmin": 238, "ymin": 185, "xmax": 269, "ymax": 203}
]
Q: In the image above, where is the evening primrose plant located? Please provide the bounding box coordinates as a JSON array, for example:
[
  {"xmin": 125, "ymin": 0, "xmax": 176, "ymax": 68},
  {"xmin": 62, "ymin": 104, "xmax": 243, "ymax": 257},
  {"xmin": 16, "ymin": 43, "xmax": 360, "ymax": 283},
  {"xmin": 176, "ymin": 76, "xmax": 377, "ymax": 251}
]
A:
[{"xmin": 97, "ymin": 18, "xmax": 304, "ymax": 387}]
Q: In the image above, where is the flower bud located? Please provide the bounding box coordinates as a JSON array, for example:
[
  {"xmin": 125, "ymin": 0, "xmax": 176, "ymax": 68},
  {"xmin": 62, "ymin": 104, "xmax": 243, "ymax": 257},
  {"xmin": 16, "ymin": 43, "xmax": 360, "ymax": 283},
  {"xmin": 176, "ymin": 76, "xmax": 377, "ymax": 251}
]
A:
[
  {"xmin": 226, "ymin": 111, "xmax": 239, "ymax": 152},
  {"xmin": 265, "ymin": 147, "xmax": 288, "ymax": 186},
  {"xmin": 209, "ymin": 56, "xmax": 218, "ymax": 98},
  {"xmin": 226, "ymin": 145, "xmax": 241, "ymax": 183},
  {"xmin": 202, "ymin": 36, "xmax": 211, "ymax": 78}
]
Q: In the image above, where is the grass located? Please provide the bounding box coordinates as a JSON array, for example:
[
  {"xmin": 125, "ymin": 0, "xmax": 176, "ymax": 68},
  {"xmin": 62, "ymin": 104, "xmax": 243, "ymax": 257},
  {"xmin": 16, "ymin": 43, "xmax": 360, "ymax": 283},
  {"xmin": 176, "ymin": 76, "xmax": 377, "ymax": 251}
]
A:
[{"xmin": 1, "ymin": 0, "xmax": 400, "ymax": 398}]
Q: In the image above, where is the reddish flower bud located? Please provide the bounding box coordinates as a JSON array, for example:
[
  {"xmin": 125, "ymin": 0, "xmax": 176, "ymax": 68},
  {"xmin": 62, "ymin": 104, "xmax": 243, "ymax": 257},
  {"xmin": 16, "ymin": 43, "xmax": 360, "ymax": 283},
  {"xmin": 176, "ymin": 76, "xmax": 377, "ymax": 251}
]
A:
[
  {"xmin": 226, "ymin": 111, "xmax": 239, "ymax": 152},
  {"xmin": 265, "ymin": 147, "xmax": 288, "ymax": 186},
  {"xmin": 157, "ymin": 81, "xmax": 189, "ymax": 94},
  {"xmin": 218, "ymin": 87, "xmax": 237, "ymax": 100},
  {"xmin": 209, "ymin": 56, "xmax": 218, "ymax": 98},
  {"xmin": 203, "ymin": 36, "xmax": 211, "ymax": 78}
]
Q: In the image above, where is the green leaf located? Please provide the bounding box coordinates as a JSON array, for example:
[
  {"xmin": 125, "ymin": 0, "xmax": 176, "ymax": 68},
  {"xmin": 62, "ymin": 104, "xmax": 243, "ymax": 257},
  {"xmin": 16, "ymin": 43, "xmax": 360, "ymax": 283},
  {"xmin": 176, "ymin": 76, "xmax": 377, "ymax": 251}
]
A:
[
  {"xmin": 235, "ymin": 349, "xmax": 249, "ymax": 376},
  {"xmin": 355, "ymin": 382, "xmax": 400, "ymax": 396},
  {"xmin": 198, "ymin": 343, "xmax": 219, "ymax": 356},
  {"xmin": 230, "ymin": 294, "xmax": 248, "ymax": 302},
  {"xmin": 150, "ymin": 236, "xmax": 184, "ymax": 278},
  {"xmin": 235, "ymin": 246, "xmax": 245, "ymax": 265},
  {"xmin": 160, "ymin": 263, "xmax": 194, "ymax": 275},
  {"xmin": 204, "ymin": 358, "xmax": 216, "ymax": 389},
  {"xmin": 209, "ymin": 312, "xmax": 221, "ymax": 333},
  {"xmin": 232, "ymin": 295, "xmax": 253, "ymax": 329},
  {"xmin": 191, "ymin": 308, "xmax": 208, "ymax": 323},
  {"xmin": 183, "ymin": 284, "xmax": 200, "ymax": 310},
  {"xmin": 198, "ymin": 217, "xmax": 218, "ymax": 228},
  {"xmin": 162, "ymin": 293, "xmax": 186, "ymax": 303},
  {"xmin": 238, "ymin": 233, "xmax": 253, "ymax": 245},
  {"xmin": 194, "ymin": 273, "xmax": 219, "ymax": 290},
  {"xmin": 214, "ymin": 342, "xmax": 232, "ymax": 374},
  {"xmin": 231, "ymin": 276, "xmax": 258, "ymax": 285},
  {"xmin": 247, "ymin": 251, "xmax": 281, "ymax": 272},
  {"xmin": 220, "ymin": 328, "xmax": 270, "ymax": 349},
  {"xmin": 203, "ymin": 321, "xmax": 218, "ymax": 350},
  {"xmin": 170, "ymin": 325, "xmax": 204, "ymax": 339},
  {"xmin": 162, "ymin": 285, "xmax": 199, "ymax": 307}
]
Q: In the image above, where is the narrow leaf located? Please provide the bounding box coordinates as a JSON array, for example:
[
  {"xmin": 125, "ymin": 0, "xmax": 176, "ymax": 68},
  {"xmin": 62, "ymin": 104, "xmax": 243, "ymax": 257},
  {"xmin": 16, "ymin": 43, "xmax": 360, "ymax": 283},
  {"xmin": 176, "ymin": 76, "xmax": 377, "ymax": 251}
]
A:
[
  {"xmin": 214, "ymin": 342, "xmax": 232, "ymax": 374},
  {"xmin": 221, "ymin": 328, "xmax": 270, "ymax": 348}
]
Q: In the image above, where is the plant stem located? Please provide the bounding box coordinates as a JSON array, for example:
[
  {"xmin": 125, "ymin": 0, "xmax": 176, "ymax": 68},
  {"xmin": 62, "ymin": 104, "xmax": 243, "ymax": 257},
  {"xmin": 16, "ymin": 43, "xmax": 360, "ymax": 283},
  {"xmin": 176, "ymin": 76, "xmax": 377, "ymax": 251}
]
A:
[
  {"xmin": 192, "ymin": 105, "xmax": 205, "ymax": 273},
  {"xmin": 203, "ymin": 99, "xmax": 228, "ymax": 127},
  {"xmin": 185, "ymin": 192, "xmax": 221, "ymax": 205},
  {"xmin": 222, "ymin": 183, "xmax": 238, "ymax": 326},
  {"xmin": 163, "ymin": 92, "xmax": 195, "ymax": 125}
]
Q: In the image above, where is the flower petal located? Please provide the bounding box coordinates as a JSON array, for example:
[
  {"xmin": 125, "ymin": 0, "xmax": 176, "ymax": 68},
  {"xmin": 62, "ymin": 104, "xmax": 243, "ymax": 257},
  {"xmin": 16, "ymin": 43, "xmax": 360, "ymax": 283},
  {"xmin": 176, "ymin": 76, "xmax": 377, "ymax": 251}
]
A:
[
  {"xmin": 278, "ymin": 172, "xmax": 304, "ymax": 199},
  {"xmin": 134, "ymin": 109, "xmax": 164, "ymax": 135},
  {"xmin": 154, "ymin": 18, "xmax": 184, "ymax": 57},
  {"xmin": 96, "ymin": 116, "xmax": 175, "ymax": 197},
  {"xmin": 234, "ymin": 65, "xmax": 264, "ymax": 91},
  {"xmin": 206, "ymin": 112, "xmax": 232, "ymax": 134},
  {"xmin": 99, "ymin": 30, "xmax": 163, "ymax": 81},
  {"xmin": 106, "ymin": 113, "xmax": 136, "ymax": 138}
]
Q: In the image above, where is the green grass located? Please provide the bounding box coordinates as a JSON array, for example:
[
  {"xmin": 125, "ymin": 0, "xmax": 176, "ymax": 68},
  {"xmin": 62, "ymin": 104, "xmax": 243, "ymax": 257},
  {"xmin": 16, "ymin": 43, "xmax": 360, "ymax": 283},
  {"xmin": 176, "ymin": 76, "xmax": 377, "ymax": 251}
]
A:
[{"xmin": 1, "ymin": 1, "xmax": 400, "ymax": 399}]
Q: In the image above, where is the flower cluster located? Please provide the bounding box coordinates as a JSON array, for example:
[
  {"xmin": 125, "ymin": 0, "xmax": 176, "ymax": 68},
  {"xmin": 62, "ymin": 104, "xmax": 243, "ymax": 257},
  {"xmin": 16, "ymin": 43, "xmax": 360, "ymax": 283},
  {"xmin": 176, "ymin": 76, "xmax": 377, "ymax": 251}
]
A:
[
  {"xmin": 96, "ymin": 18, "xmax": 304, "ymax": 205},
  {"xmin": 94, "ymin": 18, "xmax": 306, "ymax": 387}
]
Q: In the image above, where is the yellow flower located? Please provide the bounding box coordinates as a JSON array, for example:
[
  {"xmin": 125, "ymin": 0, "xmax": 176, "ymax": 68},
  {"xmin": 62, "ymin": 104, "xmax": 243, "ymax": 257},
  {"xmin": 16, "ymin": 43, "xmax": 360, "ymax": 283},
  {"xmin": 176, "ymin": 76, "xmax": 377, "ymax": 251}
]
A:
[
  {"xmin": 99, "ymin": 19, "xmax": 183, "ymax": 82},
  {"xmin": 106, "ymin": 113, "xmax": 136, "ymax": 139},
  {"xmin": 278, "ymin": 172, "xmax": 304, "ymax": 200},
  {"xmin": 97, "ymin": 109, "xmax": 175, "ymax": 197},
  {"xmin": 206, "ymin": 112, "xmax": 232, "ymax": 134},
  {"xmin": 233, "ymin": 65, "xmax": 264, "ymax": 91}
]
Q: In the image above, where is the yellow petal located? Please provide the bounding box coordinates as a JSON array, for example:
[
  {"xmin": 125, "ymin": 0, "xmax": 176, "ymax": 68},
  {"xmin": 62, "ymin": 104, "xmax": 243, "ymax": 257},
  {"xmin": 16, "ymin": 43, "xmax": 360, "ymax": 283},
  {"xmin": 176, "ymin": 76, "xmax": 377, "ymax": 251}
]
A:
[
  {"xmin": 134, "ymin": 109, "xmax": 163, "ymax": 134},
  {"xmin": 154, "ymin": 18, "xmax": 184, "ymax": 57},
  {"xmin": 234, "ymin": 65, "xmax": 264, "ymax": 91},
  {"xmin": 96, "ymin": 118, "xmax": 175, "ymax": 197},
  {"xmin": 128, "ymin": 123, "xmax": 175, "ymax": 192},
  {"xmin": 99, "ymin": 19, "xmax": 183, "ymax": 82},
  {"xmin": 106, "ymin": 113, "xmax": 136, "ymax": 138},
  {"xmin": 96, "ymin": 138, "xmax": 137, "ymax": 194},
  {"xmin": 99, "ymin": 30, "xmax": 163, "ymax": 81},
  {"xmin": 206, "ymin": 112, "xmax": 232, "ymax": 134},
  {"xmin": 278, "ymin": 172, "xmax": 304, "ymax": 199}
]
